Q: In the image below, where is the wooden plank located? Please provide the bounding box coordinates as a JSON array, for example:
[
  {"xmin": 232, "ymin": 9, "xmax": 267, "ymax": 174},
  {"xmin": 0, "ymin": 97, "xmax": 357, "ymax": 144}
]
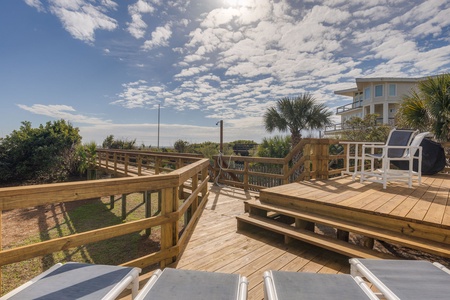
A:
[
  {"xmin": 423, "ymin": 178, "xmax": 450, "ymax": 224},
  {"xmin": 237, "ymin": 214, "xmax": 392, "ymax": 259},
  {"xmin": 0, "ymin": 174, "xmax": 179, "ymax": 210},
  {"xmin": 256, "ymin": 184, "xmax": 450, "ymax": 243},
  {"xmin": 0, "ymin": 214, "xmax": 175, "ymax": 266},
  {"xmin": 245, "ymin": 200, "xmax": 450, "ymax": 257},
  {"xmin": 406, "ymin": 178, "xmax": 442, "ymax": 221}
]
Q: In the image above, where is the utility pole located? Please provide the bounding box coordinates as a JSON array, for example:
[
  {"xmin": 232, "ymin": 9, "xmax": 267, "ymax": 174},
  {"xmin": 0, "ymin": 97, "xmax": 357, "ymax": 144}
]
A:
[
  {"xmin": 157, "ymin": 104, "xmax": 160, "ymax": 150},
  {"xmin": 217, "ymin": 120, "xmax": 223, "ymax": 153}
]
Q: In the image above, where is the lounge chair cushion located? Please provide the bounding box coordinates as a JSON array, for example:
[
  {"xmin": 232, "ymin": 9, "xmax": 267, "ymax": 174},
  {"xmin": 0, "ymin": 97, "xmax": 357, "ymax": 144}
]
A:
[
  {"xmin": 353, "ymin": 259, "xmax": 450, "ymax": 299},
  {"xmin": 268, "ymin": 271, "xmax": 371, "ymax": 300},
  {"xmin": 5, "ymin": 263, "xmax": 139, "ymax": 300},
  {"xmin": 139, "ymin": 268, "xmax": 241, "ymax": 300}
]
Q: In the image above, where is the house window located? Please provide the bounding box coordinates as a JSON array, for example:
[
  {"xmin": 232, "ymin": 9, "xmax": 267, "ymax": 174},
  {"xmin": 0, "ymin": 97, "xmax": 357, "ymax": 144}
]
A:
[
  {"xmin": 375, "ymin": 85, "xmax": 383, "ymax": 97},
  {"xmin": 389, "ymin": 84, "xmax": 396, "ymax": 96},
  {"xmin": 364, "ymin": 87, "xmax": 371, "ymax": 100}
]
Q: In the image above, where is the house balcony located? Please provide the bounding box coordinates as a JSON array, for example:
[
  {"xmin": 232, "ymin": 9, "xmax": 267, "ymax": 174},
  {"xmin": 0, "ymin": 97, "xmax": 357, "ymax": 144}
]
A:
[
  {"xmin": 336, "ymin": 100, "xmax": 363, "ymax": 114},
  {"xmin": 324, "ymin": 118, "xmax": 395, "ymax": 135}
]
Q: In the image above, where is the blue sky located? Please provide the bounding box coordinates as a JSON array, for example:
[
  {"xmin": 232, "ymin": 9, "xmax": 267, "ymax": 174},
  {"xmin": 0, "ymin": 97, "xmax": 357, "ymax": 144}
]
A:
[{"xmin": 1, "ymin": 0, "xmax": 449, "ymax": 147}]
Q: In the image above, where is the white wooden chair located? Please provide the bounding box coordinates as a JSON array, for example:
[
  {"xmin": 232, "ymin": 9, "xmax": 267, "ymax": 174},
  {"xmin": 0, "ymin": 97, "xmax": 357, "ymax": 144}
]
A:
[{"xmin": 360, "ymin": 129, "xmax": 431, "ymax": 189}]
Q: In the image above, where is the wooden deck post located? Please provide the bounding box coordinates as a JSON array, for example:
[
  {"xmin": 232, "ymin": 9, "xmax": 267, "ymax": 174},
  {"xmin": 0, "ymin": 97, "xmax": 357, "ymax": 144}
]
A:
[
  {"xmin": 124, "ymin": 154, "xmax": 129, "ymax": 176},
  {"xmin": 283, "ymin": 162, "xmax": 289, "ymax": 185},
  {"xmin": 155, "ymin": 157, "xmax": 161, "ymax": 175},
  {"xmin": 137, "ymin": 155, "xmax": 142, "ymax": 175},
  {"xmin": 161, "ymin": 187, "xmax": 179, "ymax": 267},
  {"xmin": 121, "ymin": 194, "xmax": 127, "ymax": 220},
  {"xmin": 244, "ymin": 161, "xmax": 249, "ymax": 191},
  {"xmin": 145, "ymin": 191, "xmax": 152, "ymax": 236},
  {"xmin": 337, "ymin": 229, "xmax": 349, "ymax": 242},
  {"xmin": 110, "ymin": 195, "xmax": 115, "ymax": 209},
  {"xmin": 113, "ymin": 152, "xmax": 118, "ymax": 176}
]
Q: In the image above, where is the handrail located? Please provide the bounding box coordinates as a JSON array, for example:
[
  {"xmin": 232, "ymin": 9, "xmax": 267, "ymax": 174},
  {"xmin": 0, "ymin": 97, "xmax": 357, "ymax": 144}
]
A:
[
  {"xmin": 212, "ymin": 138, "xmax": 344, "ymax": 191},
  {"xmin": 0, "ymin": 156, "xmax": 210, "ymax": 293}
]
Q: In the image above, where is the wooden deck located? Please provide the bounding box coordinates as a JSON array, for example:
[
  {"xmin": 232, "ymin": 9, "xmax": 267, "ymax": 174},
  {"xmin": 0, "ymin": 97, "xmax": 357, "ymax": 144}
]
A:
[
  {"xmin": 121, "ymin": 174, "xmax": 450, "ymax": 299},
  {"xmin": 175, "ymin": 185, "xmax": 351, "ymax": 300},
  {"xmin": 260, "ymin": 174, "xmax": 450, "ymax": 228}
]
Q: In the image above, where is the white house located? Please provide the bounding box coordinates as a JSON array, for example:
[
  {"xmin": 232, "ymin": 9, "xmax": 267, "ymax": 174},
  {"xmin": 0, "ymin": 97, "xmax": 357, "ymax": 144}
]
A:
[{"xmin": 325, "ymin": 77, "xmax": 424, "ymax": 134}]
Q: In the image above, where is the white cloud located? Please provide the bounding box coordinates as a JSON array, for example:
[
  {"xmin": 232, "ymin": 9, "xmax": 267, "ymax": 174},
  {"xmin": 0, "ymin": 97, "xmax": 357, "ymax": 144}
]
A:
[
  {"xmin": 25, "ymin": 0, "xmax": 45, "ymax": 12},
  {"xmin": 112, "ymin": 80, "xmax": 166, "ymax": 108},
  {"xmin": 17, "ymin": 104, "xmax": 112, "ymax": 125},
  {"xmin": 44, "ymin": 0, "xmax": 118, "ymax": 43},
  {"xmin": 127, "ymin": 0, "xmax": 156, "ymax": 39},
  {"xmin": 142, "ymin": 23, "xmax": 172, "ymax": 50}
]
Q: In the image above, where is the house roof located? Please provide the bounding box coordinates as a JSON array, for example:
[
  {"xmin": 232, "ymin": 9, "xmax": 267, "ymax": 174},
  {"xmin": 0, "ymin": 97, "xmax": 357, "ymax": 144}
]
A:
[{"xmin": 334, "ymin": 76, "xmax": 426, "ymax": 97}]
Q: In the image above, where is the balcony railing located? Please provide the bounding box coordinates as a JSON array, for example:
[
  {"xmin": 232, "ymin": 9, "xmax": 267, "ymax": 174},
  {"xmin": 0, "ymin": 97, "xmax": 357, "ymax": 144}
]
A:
[
  {"xmin": 336, "ymin": 100, "xmax": 363, "ymax": 114},
  {"xmin": 324, "ymin": 118, "xmax": 396, "ymax": 134}
]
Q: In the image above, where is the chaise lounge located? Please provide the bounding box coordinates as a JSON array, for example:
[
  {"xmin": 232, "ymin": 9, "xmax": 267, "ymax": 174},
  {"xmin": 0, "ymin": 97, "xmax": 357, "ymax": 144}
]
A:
[{"xmin": 0, "ymin": 262, "xmax": 141, "ymax": 300}]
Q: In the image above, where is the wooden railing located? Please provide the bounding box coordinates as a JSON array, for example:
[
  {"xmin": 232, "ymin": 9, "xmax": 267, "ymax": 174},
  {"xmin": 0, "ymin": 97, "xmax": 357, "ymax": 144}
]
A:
[
  {"xmin": 212, "ymin": 138, "xmax": 345, "ymax": 191},
  {"xmin": 0, "ymin": 157, "xmax": 210, "ymax": 292},
  {"xmin": 96, "ymin": 149, "xmax": 203, "ymax": 177}
]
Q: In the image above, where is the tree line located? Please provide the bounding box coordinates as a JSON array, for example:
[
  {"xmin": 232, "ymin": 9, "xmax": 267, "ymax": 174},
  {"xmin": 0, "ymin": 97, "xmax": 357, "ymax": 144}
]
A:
[{"xmin": 1, "ymin": 74, "xmax": 447, "ymax": 185}]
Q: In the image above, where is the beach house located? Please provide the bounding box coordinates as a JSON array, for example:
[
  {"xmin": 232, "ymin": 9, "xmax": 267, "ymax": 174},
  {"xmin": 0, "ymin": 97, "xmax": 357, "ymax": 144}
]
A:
[{"xmin": 325, "ymin": 77, "xmax": 424, "ymax": 134}]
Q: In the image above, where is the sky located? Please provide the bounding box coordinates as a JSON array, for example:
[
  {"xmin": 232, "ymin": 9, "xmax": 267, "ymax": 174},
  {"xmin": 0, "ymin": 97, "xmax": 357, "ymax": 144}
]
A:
[{"xmin": 1, "ymin": 0, "xmax": 450, "ymax": 147}]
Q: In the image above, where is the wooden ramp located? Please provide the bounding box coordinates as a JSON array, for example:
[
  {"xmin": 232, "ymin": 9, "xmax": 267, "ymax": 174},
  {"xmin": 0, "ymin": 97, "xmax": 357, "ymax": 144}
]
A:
[{"xmin": 237, "ymin": 174, "xmax": 450, "ymax": 260}]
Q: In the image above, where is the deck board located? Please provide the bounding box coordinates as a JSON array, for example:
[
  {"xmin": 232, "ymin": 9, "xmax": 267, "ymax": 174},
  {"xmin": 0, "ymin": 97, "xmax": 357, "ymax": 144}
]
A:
[
  {"xmin": 174, "ymin": 185, "xmax": 350, "ymax": 300},
  {"xmin": 120, "ymin": 174, "xmax": 450, "ymax": 299}
]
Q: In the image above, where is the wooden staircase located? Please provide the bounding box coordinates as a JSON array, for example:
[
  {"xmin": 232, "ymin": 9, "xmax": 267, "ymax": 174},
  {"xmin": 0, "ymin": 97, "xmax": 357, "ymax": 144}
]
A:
[{"xmin": 237, "ymin": 196, "xmax": 450, "ymax": 259}]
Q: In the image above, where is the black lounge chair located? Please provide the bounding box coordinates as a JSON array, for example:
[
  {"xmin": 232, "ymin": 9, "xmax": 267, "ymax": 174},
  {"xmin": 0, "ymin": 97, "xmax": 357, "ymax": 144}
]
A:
[
  {"xmin": 135, "ymin": 268, "xmax": 248, "ymax": 300},
  {"xmin": 350, "ymin": 258, "xmax": 450, "ymax": 300},
  {"xmin": 0, "ymin": 262, "xmax": 141, "ymax": 300},
  {"xmin": 263, "ymin": 270, "xmax": 378, "ymax": 300}
]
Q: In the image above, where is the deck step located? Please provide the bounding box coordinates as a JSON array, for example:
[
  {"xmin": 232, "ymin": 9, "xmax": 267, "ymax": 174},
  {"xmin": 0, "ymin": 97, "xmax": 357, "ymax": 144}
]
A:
[
  {"xmin": 237, "ymin": 214, "xmax": 392, "ymax": 259},
  {"xmin": 245, "ymin": 199, "xmax": 450, "ymax": 258}
]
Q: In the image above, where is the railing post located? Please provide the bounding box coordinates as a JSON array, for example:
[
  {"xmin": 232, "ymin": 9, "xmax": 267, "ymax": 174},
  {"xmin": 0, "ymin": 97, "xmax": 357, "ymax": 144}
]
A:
[
  {"xmin": 310, "ymin": 141, "xmax": 318, "ymax": 179},
  {"xmin": 138, "ymin": 155, "xmax": 142, "ymax": 175},
  {"xmin": 303, "ymin": 143, "xmax": 311, "ymax": 180},
  {"xmin": 213, "ymin": 156, "xmax": 219, "ymax": 184},
  {"xmin": 192, "ymin": 174, "xmax": 199, "ymax": 211},
  {"xmin": 110, "ymin": 195, "xmax": 115, "ymax": 209},
  {"xmin": 105, "ymin": 151, "xmax": 109, "ymax": 171},
  {"xmin": 145, "ymin": 191, "xmax": 151, "ymax": 236},
  {"xmin": 321, "ymin": 139, "xmax": 331, "ymax": 179},
  {"xmin": 201, "ymin": 167, "xmax": 208, "ymax": 203},
  {"xmin": 243, "ymin": 161, "xmax": 249, "ymax": 191},
  {"xmin": 283, "ymin": 160, "xmax": 289, "ymax": 184},
  {"xmin": 124, "ymin": 153, "xmax": 129, "ymax": 176},
  {"xmin": 160, "ymin": 187, "xmax": 179, "ymax": 267},
  {"xmin": 122, "ymin": 194, "xmax": 127, "ymax": 220},
  {"xmin": 155, "ymin": 157, "xmax": 161, "ymax": 175},
  {"xmin": 97, "ymin": 151, "xmax": 102, "ymax": 169},
  {"xmin": 114, "ymin": 153, "xmax": 118, "ymax": 176}
]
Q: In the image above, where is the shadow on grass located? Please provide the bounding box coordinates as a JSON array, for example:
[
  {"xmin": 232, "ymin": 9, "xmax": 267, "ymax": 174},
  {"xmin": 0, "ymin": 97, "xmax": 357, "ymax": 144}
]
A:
[{"xmin": 1, "ymin": 194, "xmax": 162, "ymax": 295}]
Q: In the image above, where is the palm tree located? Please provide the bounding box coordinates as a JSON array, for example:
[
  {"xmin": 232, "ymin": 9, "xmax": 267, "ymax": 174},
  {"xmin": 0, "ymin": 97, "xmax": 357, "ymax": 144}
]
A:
[
  {"xmin": 263, "ymin": 93, "xmax": 332, "ymax": 149},
  {"xmin": 397, "ymin": 74, "xmax": 450, "ymax": 141}
]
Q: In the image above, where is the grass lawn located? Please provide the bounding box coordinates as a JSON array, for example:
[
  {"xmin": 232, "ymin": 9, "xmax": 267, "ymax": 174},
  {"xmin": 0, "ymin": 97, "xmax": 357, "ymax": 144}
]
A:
[{"xmin": 1, "ymin": 192, "xmax": 164, "ymax": 295}]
